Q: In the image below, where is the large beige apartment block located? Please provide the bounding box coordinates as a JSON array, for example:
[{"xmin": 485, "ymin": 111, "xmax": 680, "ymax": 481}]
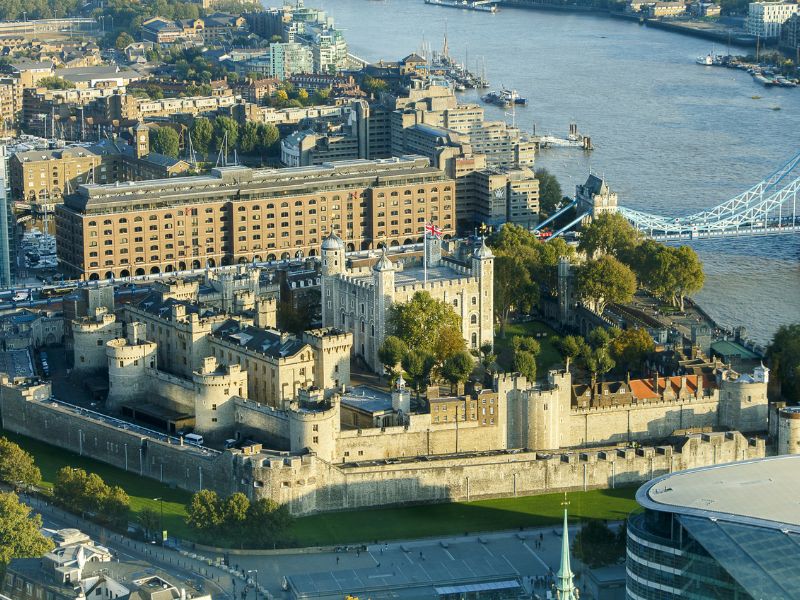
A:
[{"xmin": 56, "ymin": 156, "xmax": 455, "ymax": 280}]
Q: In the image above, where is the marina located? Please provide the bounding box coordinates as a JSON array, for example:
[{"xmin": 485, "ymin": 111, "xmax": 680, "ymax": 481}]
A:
[{"xmin": 695, "ymin": 52, "xmax": 799, "ymax": 88}]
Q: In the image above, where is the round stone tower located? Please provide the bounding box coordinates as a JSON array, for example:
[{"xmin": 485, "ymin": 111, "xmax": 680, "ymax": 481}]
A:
[
  {"xmin": 778, "ymin": 407, "xmax": 800, "ymax": 455},
  {"xmin": 106, "ymin": 322, "xmax": 157, "ymax": 411},
  {"xmin": 288, "ymin": 387, "xmax": 340, "ymax": 463},
  {"xmin": 193, "ymin": 356, "xmax": 247, "ymax": 439},
  {"xmin": 72, "ymin": 308, "xmax": 123, "ymax": 374}
]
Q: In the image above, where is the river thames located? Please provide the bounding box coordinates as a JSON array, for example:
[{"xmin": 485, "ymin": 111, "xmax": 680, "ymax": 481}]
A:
[{"xmin": 265, "ymin": 0, "xmax": 800, "ymax": 343}]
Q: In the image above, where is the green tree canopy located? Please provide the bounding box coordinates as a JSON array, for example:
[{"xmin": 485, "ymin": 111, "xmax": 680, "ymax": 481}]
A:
[
  {"xmin": 513, "ymin": 350, "xmax": 538, "ymax": 382},
  {"xmin": 38, "ymin": 76, "xmax": 74, "ymax": 90},
  {"xmin": 576, "ymin": 255, "xmax": 637, "ymax": 313},
  {"xmin": 578, "ymin": 213, "xmax": 641, "ymax": 259},
  {"xmin": 186, "ymin": 489, "xmax": 223, "ymax": 533},
  {"xmin": 609, "ymin": 327, "xmax": 655, "ymax": 375},
  {"xmin": 213, "ymin": 116, "xmax": 239, "ymax": 153},
  {"xmin": 149, "ymin": 126, "xmax": 180, "ymax": 158},
  {"xmin": 388, "ymin": 291, "xmax": 464, "ymax": 363},
  {"xmin": 190, "ymin": 117, "xmax": 213, "ymax": 157},
  {"xmin": 378, "ymin": 335, "xmax": 408, "ymax": 377},
  {"xmin": 572, "ymin": 520, "xmax": 626, "ymax": 568},
  {"xmin": 362, "ymin": 75, "xmax": 388, "ymax": 95},
  {"xmin": 768, "ymin": 323, "xmax": 800, "ymax": 403},
  {"xmin": 0, "ymin": 492, "xmax": 54, "ymax": 565},
  {"xmin": 402, "ymin": 350, "xmax": 436, "ymax": 398},
  {"xmin": 534, "ymin": 168, "xmax": 563, "ymax": 215},
  {"xmin": 441, "ymin": 351, "xmax": 475, "ymax": 392},
  {"xmin": 223, "ymin": 492, "xmax": 250, "ymax": 546},
  {"xmin": 0, "ymin": 437, "xmax": 41, "ymax": 491},
  {"xmin": 246, "ymin": 498, "xmax": 293, "ymax": 547},
  {"xmin": 115, "ymin": 31, "xmax": 134, "ymax": 50},
  {"xmin": 239, "ymin": 121, "xmax": 260, "ymax": 154},
  {"xmin": 257, "ymin": 122, "xmax": 280, "ymax": 154},
  {"xmin": 557, "ymin": 335, "xmax": 589, "ymax": 371}
]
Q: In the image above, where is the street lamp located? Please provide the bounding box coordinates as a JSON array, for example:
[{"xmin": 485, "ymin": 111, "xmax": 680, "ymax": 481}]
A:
[
  {"xmin": 153, "ymin": 497, "xmax": 164, "ymax": 545},
  {"xmin": 246, "ymin": 570, "xmax": 258, "ymax": 600}
]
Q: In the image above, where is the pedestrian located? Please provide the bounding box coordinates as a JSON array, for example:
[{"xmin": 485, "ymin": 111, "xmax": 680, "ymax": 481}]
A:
[
  {"xmin": 336, "ymin": 556, "xmax": 340, "ymax": 565},
  {"xmin": 419, "ymin": 551, "xmax": 423, "ymax": 559},
  {"xmin": 380, "ymin": 547, "xmax": 383, "ymax": 555},
  {"xmin": 376, "ymin": 562, "xmax": 381, "ymax": 568},
  {"xmin": 539, "ymin": 532, "xmax": 543, "ymax": 542}
]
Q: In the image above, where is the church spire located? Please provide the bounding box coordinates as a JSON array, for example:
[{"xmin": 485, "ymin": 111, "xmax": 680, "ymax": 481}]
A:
[{"xmin": 556, "ymin": 494, "xmax": 579, "ymax": 600}]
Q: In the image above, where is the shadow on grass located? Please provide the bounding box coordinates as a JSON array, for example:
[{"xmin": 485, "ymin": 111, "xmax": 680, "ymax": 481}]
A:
[{"xmin": 289, "ymin": 487, "xmax": 639, "ymax": 547}]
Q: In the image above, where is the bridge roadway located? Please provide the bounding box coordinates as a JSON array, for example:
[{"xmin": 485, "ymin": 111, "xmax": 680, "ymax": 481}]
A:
[{"xmin": 641, "ymin": 221, "xmax": 800, "ymax": 242}]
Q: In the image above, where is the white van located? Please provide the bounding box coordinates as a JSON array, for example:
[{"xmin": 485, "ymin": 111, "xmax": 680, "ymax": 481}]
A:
[{"xmin": 184, "ymin": 433, "xmax": 204, "ymax": 446}]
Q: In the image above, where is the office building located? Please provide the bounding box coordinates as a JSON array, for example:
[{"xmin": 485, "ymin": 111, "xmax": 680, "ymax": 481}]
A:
[{"xmin": 627, "ymin": 456, "xmax": 800, "ymax": 599}]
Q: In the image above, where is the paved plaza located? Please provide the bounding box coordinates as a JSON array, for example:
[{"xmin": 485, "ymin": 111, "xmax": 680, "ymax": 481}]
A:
[{"xmin": 217, "ymin": 526, "xmax": 588, "ymax": 599}]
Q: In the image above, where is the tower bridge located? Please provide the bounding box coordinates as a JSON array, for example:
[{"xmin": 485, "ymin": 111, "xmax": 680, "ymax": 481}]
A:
[{"xmin": 537, "ymin": 150, "xmax": 800, "ymax": 241}]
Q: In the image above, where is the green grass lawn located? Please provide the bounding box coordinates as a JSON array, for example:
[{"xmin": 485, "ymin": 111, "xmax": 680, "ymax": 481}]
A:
[
  {"xmin": 289, "ymin": 487, "xmax": 638, "ymax": 547},
  {"xmin": 495, "ymin": 320, "xmax": 563, "ymax": 376},
  {"xmin": 4, "ymin": 430, "xmax": 638, "ymax": 549},
  {"xmin": 1, "ymin": 430, "xmax": 193, "ymax": 539}
]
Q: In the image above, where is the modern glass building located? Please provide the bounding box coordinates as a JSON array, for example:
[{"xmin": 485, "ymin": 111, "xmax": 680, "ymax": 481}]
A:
[{"xmin": 627, "ymin": 455, "xmax": 800, "ymax": 599}]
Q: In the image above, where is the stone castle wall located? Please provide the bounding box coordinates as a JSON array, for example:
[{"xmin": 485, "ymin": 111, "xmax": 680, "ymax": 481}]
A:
[
  {"xmin": 0, "ymin": 384, "xmax": 238, "ymax": 498},
  {"xmin": 0, "ymin": 383, "xmax": 766, "ymax": 515},
  {"xmin": 250, "ymin": 431, "xmax": 765, "ymax": 515},
  {"xmin": 565, "ymin": 396, "xmax": 721, "ymax": 447}
]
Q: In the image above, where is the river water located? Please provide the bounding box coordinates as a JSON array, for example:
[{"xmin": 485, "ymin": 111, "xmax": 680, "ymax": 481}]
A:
[{"xmin": 265, "ymin": 0, "xmax": 800, "ymax": 343}]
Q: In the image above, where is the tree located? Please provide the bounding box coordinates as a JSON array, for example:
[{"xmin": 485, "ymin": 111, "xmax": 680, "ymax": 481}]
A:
[
  {"xmin": 115, "ymin": 31, "xmax": 134, "ymax": 50},
  {"xmin": 362, "ymin": 75, "xmax": 388, "ymax": 95},
  {"xmin": 0, "ymin": 492, "xmax": 54, "ymax": 566},
  {"xmin": 768, "ymin": 323, "xmax": 800, "ymax": 403},
  {"xmin": 588, "ymin": 327, "xmax": 614, "ymax": 350},
  {"xmin": 191, "ymin": 117, "xmax": 213, "ymax": 157},
  {"xmin": 666, "ymin": 246, "xmax": 705, "ymax": 311},
  {"xmin": 239, "ymin": 121, "xmax": 260, "ymax": 154},
  {"xmin": 576, "ymin": 255, "xmax": 637, "ymax": 313},
  {"xmin": 297, "ymin": 88, "xmax": 309, "ymax": 103},
  {"xmin": 402, "ymin": 350, "xmax": 436, "ymax": 398},
  {"xmin": 83, "ymin": 472, "xmax": 111, "ymax": 514},
  {"xmin": 149, "ymin": 126, "xmax": 180, "ymax": 158},
  {"xmin": 103, "ymin": 486, "xmax": 130, "ymax": 526},
  {"xmin": 513, "ymin": 350, "xmax": 538, "ymax": 382},
  {"xmin": 441, "ymin": 351, "xmax": 474, "ymax": 392},
  {"xmin": 213, "ymin": 116, "xmax": 238, "ymax": 153},
  {"xmin": 186, "ymin": 489, "xmax": 223, "ymax": 533},
  {"xmin": 493, "ymin": 253, "xmax": 537, "ymax": 336},
  {"xmin": 558, "ymin": 335, "xmax": 588, "ymax": 372},
  {"xmin": 582, "ymin": 346, "xmax": 616, "ymax": 383},
  {"xmin": 257, "ymin": 123, "xmax": 280, "ymax": 154},
  {"xmin": 378, "ymin": 335, "xmax": 408, "ymax": 377},
  {"xmin": 223, "ymin": 492, "xmax": 250, "ymax": 546},
  {"xmin": 138, "ymin": 508, "xmax": 160, "ymax": 541},
  {"xmin": 572, "ymin": 520, "xmax": 625, "ymax": 568},
  {"xmin": 38, "ymin": 76, "xmax": 74, "ymax": 90},
  {"xmin": 0, "ymin": 437, "xmax": 41, "ymax": 491},
  {"xmin": 53, "ymin": 467, "xmax": 88, "ymax": 513},
  {"xmin": 578, "ymin": 213, "xmax": 640, "ymax": 259},
  {"xmin": 246, "ymin": 498, "xmax": 293, "ymax": 547},
  {"xmin": 535, "ymin": 168, "xmax": 563, "ymax": 215},
  {"xmin": 388, "ymin": 291, "xmax": 463, "ymax": 362},
  {"xmin": 609, "ymin": 327, "xmax": 655, "ymax": 375}
]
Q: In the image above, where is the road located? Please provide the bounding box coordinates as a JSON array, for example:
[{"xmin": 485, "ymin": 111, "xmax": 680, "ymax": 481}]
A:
[{"xmin": 22, "ymin": 495, "xmax": 238, "ymax": 599}]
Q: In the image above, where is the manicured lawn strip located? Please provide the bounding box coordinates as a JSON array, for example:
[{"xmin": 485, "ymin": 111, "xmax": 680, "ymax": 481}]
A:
[
  {"xmin": 289, "ymin": 487, "xmax": 638, "ymax": 547},
  {"xmin": 1, "ymin": 430, "xmax": 193, "ymax": 539},
  {"xmin": 495, "ymin": 321, "xmax": 563, "ymax": 375},
  {"xmin": 4, "ymin": 430, "xmax": 638, "ymax": 549}
]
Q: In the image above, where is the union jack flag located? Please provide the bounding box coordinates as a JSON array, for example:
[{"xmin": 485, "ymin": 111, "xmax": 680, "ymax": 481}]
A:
[{"xmin": 425, "ymin": 222, "xmax": 443, "ymax": 238}]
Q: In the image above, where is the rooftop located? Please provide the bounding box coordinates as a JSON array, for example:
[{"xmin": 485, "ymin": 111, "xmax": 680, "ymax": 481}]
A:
[
  {"xmin": 639, "ymin": 455, "xmax": 800, "ymax": 531},
  {"xmin": 340, "ymin": 385, "xmax": 393, "ymax": 413},
  {"xmin": 711, "ymin": 339, "xmax": 760, "ymax": 360}
]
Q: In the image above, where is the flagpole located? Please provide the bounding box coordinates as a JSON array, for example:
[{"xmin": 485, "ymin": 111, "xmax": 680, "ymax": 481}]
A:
[{"xmin": 424, "ymin": 229, "xmax": 428, "ymax": 285}]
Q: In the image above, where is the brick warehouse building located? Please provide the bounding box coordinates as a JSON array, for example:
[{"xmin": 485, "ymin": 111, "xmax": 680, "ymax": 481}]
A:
[{"xmin": 56, "ymin": 156, "xmax": 454, "ymax": 280}]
